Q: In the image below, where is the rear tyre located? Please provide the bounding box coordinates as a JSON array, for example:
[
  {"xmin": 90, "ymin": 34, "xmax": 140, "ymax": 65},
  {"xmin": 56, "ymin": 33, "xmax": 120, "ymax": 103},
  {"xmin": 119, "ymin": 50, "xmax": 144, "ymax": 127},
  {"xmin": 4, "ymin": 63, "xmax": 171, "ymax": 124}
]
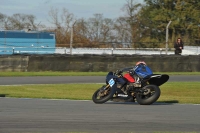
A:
[
  {"xmin": 136, "ymin": 84, "xmax": 160, "ymax": 105},
  {"xmin": 92, "ymin": 85, "xmax": 115, "ymax": 104}
]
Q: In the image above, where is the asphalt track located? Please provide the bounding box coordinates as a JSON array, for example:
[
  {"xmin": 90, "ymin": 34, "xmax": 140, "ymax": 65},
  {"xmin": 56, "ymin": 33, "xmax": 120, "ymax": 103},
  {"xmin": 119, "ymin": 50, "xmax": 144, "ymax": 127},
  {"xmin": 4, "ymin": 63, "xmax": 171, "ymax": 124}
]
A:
[
  {"xmin": 0, "ymin": 75, "xmax": 200, "ymax": 133},
  {"xmin": 0, "ymin": 98, "xmax": 200, "ymax": 133},
  {"xmin": 0, "ymin": 75, "xmax": 200, "ymax": 85}
]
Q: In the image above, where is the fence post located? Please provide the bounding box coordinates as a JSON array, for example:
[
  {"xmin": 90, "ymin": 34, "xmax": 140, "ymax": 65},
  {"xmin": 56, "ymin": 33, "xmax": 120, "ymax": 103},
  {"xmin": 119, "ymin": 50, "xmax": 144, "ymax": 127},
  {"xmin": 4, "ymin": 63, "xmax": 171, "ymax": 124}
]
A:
[
  {"xmin": 160, "ymin": 48, "xmax": 162, "ymax": 55},
  {"xmin": 70, "ymin": 21, "xmax": 77, "ymax": 55},
  {"xmin": 12, "ymin": 47, "xmax": 15, "ymax": 54},
  {"xmin": 166, "ymin": 21, "xmax": 172, "ymax": 55},
  {"xmin": 111, "ymin": 48, "xmax": 113, "ymax": 55},
  {"xmin": 64, "ymin": 47, "xmax": 66, "ymax": 54}
]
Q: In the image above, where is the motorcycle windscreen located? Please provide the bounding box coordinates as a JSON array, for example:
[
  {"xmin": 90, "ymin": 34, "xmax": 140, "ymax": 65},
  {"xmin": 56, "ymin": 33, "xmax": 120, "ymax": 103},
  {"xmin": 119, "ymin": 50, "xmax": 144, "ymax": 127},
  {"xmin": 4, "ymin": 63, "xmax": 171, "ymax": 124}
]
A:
[
  {"xmin": 106, "ymin": 71, "xmax": 118, "ymax": 82},
  {"xmin": 148, "ymin": 74, "xmax": 169, "ymax": 86}
]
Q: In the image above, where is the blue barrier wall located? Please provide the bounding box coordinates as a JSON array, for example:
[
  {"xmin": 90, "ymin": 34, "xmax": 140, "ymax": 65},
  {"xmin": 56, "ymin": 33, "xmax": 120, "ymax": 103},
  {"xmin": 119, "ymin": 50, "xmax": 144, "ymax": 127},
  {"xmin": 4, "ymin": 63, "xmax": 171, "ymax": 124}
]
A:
[{"xmin": 0, "ymin": 30, "xmax": 56, "ymax": 54}]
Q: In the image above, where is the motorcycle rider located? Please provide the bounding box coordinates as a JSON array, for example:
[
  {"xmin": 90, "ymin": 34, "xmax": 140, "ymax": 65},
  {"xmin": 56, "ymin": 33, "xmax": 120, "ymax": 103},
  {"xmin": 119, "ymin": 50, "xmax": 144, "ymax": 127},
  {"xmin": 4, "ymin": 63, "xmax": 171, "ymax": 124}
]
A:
[
  {"xmin": 116, "ymin": 61, "xmax": 148, "ymax": 85},
  {"xmin": 112, "ymin": 61, "xmax": 148, "ymax": 102}
]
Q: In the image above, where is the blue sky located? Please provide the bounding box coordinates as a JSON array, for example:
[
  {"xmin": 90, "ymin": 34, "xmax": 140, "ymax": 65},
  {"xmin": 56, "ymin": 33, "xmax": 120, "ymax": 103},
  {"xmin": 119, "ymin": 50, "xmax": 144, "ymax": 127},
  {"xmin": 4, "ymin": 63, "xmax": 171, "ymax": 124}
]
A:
[{"xmin": 1, "ymin": 0, "xmax": 143, "ymax": 26}]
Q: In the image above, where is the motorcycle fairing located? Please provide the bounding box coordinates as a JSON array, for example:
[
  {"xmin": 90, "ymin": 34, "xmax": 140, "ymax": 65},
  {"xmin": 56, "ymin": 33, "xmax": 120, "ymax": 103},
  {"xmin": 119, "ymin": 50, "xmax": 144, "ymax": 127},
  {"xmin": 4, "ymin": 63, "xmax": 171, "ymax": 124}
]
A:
[
  {"xmin": 123, "ymin": 73, "xmax": 135, "ymax": 83},
  {"xmin": 106, "ymin": 72, "xmax": 126, "ymax": 85},
  {"xmin": 106, "ymin": 72, "xmax": 118, "ymax": 82},
  {"xmin": 147, "ymin": 74, "xmax": 169, "ymax": 86},
  {"xmin": 105, "ymin": 74, "xmax": 119, "ymax": 94},
  {"xmin": 108, "ymin": 78, "xmax": 115, "ymax": 87}
]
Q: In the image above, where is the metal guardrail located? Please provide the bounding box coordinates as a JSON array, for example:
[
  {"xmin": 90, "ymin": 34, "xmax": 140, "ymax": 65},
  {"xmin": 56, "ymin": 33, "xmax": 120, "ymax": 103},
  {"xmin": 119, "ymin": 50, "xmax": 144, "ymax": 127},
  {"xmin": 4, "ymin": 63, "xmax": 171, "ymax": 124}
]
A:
[
  {"xmin": 55, "ymin": 47, "xmax": 200, "ymax": 55},
  {"xmin": 0, "ymin": 47, "xmax": 55, "ymax": 54},
  {"xmin": 0, "ymin": 46, "xmax": 199, "ymax": 55}
]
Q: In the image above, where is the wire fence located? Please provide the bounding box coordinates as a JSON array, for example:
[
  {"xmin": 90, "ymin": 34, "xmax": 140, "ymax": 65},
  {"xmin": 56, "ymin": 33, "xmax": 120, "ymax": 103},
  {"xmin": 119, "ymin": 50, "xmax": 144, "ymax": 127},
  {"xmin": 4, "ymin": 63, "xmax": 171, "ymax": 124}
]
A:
[{"xmin": 0, "ymin": 29, "xmax": 199, "ymax": 55}]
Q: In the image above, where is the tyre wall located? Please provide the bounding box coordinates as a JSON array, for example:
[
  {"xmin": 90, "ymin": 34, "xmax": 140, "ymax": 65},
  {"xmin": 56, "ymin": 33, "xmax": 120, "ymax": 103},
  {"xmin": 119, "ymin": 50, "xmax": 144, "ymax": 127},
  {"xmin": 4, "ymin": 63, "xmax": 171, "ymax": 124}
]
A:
[
  {"xmin": 0, "ymin": 55, "xmax": 199, "ymax": 72},
  {"xmin": 0, "ymin": 55, "xmax": 29, "ymax": 72}
]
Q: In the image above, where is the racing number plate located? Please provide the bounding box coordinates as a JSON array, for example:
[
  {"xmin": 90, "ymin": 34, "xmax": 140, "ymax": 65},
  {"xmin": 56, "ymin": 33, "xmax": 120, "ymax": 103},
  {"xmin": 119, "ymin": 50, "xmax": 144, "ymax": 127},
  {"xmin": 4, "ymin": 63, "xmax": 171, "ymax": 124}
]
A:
[{"xmin": 108, "ymin": 78, "xmax": 115, "ymax": 87}]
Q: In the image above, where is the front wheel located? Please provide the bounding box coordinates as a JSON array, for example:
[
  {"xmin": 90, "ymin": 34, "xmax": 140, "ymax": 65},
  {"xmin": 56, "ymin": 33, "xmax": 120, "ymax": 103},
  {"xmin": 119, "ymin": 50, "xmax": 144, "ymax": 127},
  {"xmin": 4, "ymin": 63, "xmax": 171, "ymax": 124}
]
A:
[
  {"xmin": 136, "ymin": 84, "xmax": 160, "ymax": 105},
  {"xmin": 92, "ymin": 85, "xmax": 115, "ymax": 104}
]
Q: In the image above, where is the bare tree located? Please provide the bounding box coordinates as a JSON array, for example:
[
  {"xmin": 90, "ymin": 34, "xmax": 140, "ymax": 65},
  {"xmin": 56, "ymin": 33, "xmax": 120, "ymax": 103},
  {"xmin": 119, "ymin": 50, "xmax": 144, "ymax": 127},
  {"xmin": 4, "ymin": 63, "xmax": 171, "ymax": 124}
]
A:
[
  {"xmin": 87, "ymin": 14, "xmax": 103, "ymax": 42},
  {"xmin": 48, "ymin": 7, "xmax": 76, "ymax": 46},
  {"xmin": 61, "ymin": 8, "xmax": 74, "ymax": 31},
  {"xmin": 5, "ymin": 13, "xmax": 37, "ymax": 30},
  {"xmin": 121, "ymin": 0, "xmax": 142, "ymax": 47},
  {"xmin": 73, "ymin": 18, "xmax": 91, "ymax": 47},
  {"xmin": 82, "ymin": 14, "xmax": 115, "ymax": 47},
  {"xmin": 48, "ymin": 7, "xmax": 61, "ymax": 28},
  {"xmin": 0, "ymin": 13, "xmax": 7, "ymax": 29},
  {"xmin": 113, "ymin": 17, "xmax": 132, "ymax": 47}
]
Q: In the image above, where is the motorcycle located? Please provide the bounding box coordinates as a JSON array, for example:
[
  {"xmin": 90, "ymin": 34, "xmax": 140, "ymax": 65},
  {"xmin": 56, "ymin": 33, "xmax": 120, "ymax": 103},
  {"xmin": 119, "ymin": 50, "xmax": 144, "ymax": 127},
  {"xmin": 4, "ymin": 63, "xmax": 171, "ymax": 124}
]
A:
[{"xmin": 92, "ymin": 64, "xmax": 169, "ymax": 105}]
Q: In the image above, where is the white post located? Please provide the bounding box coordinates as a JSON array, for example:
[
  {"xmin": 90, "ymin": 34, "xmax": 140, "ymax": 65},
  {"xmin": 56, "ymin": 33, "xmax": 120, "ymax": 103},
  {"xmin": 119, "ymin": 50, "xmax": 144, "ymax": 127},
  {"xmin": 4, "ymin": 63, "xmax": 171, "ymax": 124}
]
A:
[
  {"xmin": 166, "ymin": 21, "xmax": 172, "ymax": 55},
  {"xmin": 70, "ymin": 21, "xmax": 76, "ymax": 55},
  {"xmin": 111, "ymin": 48, "xmax": 114, "ymax": 55},
  {"xmin": 70, "ymin": 27, "xmax": 73, "ymax": 55},
  {"xmin": 12, "ymin": 47, "xmax": 15, "ymax": 54},
  {"xmin": 64, "ymin": 47, "xmax": 66, "ymax": 54}
]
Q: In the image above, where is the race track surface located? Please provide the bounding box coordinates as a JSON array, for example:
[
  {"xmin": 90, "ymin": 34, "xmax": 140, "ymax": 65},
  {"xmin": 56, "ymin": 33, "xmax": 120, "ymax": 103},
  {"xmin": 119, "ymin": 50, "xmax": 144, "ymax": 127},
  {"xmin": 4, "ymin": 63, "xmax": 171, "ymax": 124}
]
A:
[
  {"xmin": 0, "ymin": 98, "xmax": 200, "ymax": 133},
  {"xmin": 0, "ymin": 75, "xmax": 200, "ymax": 133},
  {"xmin": 0, "ymin": 75, "xmax": 199, "ymax": 85}
]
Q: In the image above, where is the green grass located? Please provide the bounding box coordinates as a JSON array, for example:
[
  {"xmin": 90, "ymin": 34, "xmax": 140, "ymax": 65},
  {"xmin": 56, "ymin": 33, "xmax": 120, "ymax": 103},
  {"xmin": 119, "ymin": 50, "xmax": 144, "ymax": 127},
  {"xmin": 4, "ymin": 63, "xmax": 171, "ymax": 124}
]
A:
[
  {"xmin": 0, "ymin": 82, "xmax": 200, "ymax": 104},
  {"xmin": 158, "ymin": 82, "xmax": 200, "ymax": 104},
  {"xmin": 0, "ymin": 71, "xmax": 200, "ymax": 77},
  {"xmin": 0, "ymin": 84, "xmax": 99, "ymax": 100}
]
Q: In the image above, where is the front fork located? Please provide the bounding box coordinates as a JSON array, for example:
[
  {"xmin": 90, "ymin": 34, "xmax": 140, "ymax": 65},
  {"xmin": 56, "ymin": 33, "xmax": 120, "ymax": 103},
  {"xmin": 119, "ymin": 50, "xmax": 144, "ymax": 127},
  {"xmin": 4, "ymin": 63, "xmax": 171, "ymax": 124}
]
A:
[
  {"xmin": 102, "ymin": 84, "xmax": 110, "ymax": 90},
  {"xmin": 99, "ymin": 84, "xmax": 111, "ymax": 96}
]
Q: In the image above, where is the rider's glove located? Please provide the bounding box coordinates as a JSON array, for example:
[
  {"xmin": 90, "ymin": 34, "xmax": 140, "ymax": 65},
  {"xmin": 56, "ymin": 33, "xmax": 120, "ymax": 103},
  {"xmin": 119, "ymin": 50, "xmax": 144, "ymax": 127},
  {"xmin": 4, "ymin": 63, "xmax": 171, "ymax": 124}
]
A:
[
  {"xmin": 116, "ymin": 69, "xmax": 122, "ymax": 75},
  {"xmin": 129, "ymin": 69, "xmax": 135, "ymax": 75}
]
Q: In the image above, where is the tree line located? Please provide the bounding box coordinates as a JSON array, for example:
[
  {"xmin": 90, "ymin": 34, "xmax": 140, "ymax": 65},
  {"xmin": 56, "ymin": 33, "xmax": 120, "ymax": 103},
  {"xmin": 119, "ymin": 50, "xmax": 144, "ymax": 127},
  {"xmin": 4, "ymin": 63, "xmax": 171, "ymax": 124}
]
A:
[{"xmin": 0, "ymin": 0, "xmax": 199, "ymax": 48}]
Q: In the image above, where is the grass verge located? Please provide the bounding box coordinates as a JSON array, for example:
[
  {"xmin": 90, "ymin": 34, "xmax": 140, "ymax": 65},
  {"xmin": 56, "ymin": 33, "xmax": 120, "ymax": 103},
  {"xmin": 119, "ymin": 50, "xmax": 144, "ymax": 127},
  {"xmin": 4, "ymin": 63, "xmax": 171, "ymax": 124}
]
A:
[{"xmin": 0, "ymin": 82, "xmax": 200, "ymax": 104}]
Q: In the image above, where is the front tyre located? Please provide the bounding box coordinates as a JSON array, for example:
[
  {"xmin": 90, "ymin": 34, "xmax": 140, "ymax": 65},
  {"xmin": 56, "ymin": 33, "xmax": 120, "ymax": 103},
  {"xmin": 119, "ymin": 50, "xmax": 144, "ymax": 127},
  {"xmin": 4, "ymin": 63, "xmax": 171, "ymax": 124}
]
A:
[
  {"xmin": 136, "ymin": 85, "xmax": 160, "ymax": 105},
  {"xmin": 92, "ymin": 85, "xmax": 115, "ymax": 104}
]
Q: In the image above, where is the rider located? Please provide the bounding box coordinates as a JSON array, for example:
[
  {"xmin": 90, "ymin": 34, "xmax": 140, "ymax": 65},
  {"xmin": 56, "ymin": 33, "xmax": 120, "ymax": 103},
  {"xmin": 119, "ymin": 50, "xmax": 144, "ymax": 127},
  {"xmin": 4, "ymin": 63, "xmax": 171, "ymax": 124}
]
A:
[
  {"xmin": 118, "ymin": 61, "xmax": 146, "ymax": 72},
  {"xmin": 114, "ymin": 61, "xmax": 148, "ymax": 102},
  {"xmin": 117, "ymin": 61, "xmax": 147, "ymax": 84}
]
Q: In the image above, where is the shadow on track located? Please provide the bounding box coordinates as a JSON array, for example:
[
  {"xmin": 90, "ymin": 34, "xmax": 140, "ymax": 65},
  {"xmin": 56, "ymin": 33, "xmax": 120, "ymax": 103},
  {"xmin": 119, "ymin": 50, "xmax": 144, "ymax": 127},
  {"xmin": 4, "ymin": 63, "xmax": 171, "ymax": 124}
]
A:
[{"xmin": 105, "ymin": 99, "xmax": 179, "ymax": 105}]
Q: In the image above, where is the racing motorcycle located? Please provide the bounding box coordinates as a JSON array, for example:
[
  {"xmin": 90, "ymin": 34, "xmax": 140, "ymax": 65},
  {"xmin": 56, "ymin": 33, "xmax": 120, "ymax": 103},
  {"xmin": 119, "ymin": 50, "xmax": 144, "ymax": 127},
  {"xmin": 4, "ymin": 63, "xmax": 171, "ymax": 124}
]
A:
[{"xmin": 92, "ymin": 63, "xmax": 169, "ymax": 105}]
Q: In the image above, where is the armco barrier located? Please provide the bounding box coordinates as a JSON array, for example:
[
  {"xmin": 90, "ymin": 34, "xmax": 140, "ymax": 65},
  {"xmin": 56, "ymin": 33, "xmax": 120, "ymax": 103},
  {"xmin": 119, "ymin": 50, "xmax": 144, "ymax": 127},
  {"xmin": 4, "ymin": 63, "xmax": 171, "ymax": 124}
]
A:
[{"xmin": 0, "ymin": 55, "xmax": 199, "ymax": 72}]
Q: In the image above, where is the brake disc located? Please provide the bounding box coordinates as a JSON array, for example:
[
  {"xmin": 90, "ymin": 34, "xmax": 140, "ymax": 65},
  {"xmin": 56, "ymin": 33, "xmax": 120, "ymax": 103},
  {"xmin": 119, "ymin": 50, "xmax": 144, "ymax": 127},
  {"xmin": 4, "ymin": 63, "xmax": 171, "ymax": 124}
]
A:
[{"xmin": 143, "ymin": 88, "xmax": 151, "ymax": 95}]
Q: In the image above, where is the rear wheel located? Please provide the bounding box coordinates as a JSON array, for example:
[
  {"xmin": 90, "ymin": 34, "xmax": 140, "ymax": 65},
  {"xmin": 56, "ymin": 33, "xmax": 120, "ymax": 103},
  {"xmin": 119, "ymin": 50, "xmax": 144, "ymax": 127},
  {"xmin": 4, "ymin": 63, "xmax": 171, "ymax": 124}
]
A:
[
  {"xmin": 136, "ymin": 84, "xmax": 160, "ymax": 105},
  {"xmin": 92, "ymin": 85, "xmax": 115, "ymax": 104}
]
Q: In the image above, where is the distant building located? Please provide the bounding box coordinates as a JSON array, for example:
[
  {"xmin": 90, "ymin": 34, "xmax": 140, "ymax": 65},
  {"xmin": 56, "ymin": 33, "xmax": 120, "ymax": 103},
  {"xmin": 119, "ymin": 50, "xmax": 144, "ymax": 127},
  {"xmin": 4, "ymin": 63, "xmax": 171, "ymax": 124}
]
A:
[{"xmin": 0, "ymin": 30, "xmax": 56, "ymax": 54}]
